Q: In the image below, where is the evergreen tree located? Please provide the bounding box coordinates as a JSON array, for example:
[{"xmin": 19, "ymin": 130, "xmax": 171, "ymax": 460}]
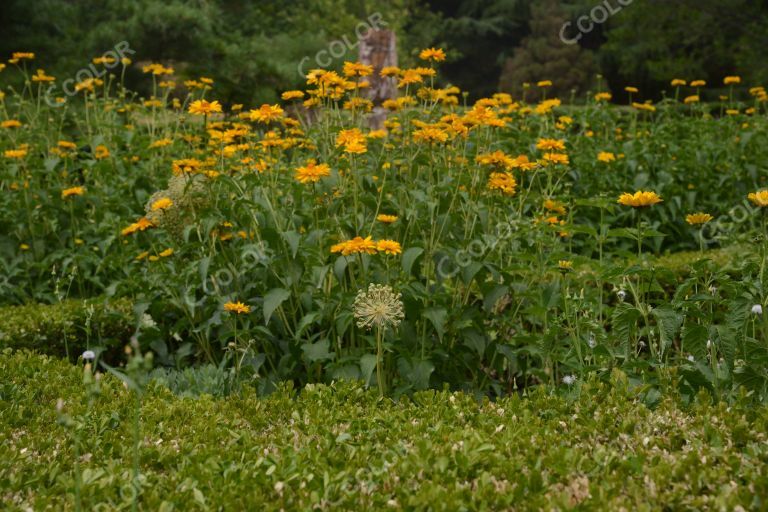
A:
[{"xmin": 498, "ymin": 0, "xmax": 596, "ymax": 100}]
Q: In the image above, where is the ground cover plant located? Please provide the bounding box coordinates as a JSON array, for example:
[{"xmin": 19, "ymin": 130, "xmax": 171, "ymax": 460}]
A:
[
  {"xmin": 3, "ymin": 350, "xmax": 768, "ymax": 510},
  {"xmin": 2, "ymin": 46, "xmax": 768, "ymax": 509}
]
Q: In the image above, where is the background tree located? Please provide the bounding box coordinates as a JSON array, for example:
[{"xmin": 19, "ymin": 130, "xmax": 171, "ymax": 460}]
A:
[{"xmin": 498, "ymin": 0, "xmax": 596, "ymax": 100}]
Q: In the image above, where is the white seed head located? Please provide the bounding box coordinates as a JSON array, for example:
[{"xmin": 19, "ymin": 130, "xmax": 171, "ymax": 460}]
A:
[{"xmin": 353, "ymin": 284, "xmax": 405, "ymax": 331}]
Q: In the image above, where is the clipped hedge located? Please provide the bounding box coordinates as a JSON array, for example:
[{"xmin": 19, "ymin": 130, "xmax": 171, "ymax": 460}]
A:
[
  {"xmin": 1, "ymin": 350, "xmax": 767, "ymax": 510},
  {"xmin": 0, "ymin": 299, "xmax": 133, "ymax": 358}
]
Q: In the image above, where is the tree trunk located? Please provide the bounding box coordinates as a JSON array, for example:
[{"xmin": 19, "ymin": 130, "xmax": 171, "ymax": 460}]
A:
[{"xmin": 358, "ymin": 29, "xmax": 397, "ymax": 130}]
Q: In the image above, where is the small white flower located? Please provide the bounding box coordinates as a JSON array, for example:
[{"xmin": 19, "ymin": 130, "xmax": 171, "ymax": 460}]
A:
[
  {"xmin": 687, "ymin": 355, "xmax": 695, "ymax": 362},
  {"xmin": 140, "ymin": 313, "xmax": 157, "ymax": 329},
  {"xmin": 617, "ymin": 290, "xmax": 627, "ymax": 301},
  {"xmin": 562, "ymin": 374, "xmax": 576, "ymax": 386},
  {"xmin": 588, "ymin": 334, "xmax": 597, "ymax": 349},
  {"xmin": 82, "ymin": 350, "xmax": 96, "ymax": 361},
  {"xmin": 708, "ymin": 285, "xmax": 717, "ymax": 295},
  {"xmin": 752, "ymin": 304, "xmax": 763, "ymax": 315},
  {"xmin": 706, "ymin": 339, "xmax": 712, "ymax": 350}
]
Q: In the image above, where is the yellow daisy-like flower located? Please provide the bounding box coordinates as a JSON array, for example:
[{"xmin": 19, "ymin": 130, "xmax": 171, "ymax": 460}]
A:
[
  {"xmin": 188, "ymin": 99, "xmax": 222, "ymax": 115},
  {"xmin": 684, "ymin": 95, "xmax": 699, "ymax": 104},
  {"xmin": 670, "ymin": 79, "xmax": 686, "ymax": 86},
  {"xmin": 724, "ymin": 76, "xmax": 741, "ymax": 85},
  {"xmin": 150, "ymin": 138, "xmax": 173, "ymax": 149},
  {"xmin": 617, "ymin": 191, "xmax": 663, "ymax": 208},
  {"xmin": 4, "ymin": 148, "xmax": 27, "ymax": 159},
  {"xmin": 542, "ymin": 153, "xmax": 569, "ymax": 165},
  {"xmin": 331, "ymin": 236, "xmax": 378, "ymax": 256},
  {"xmin": 377, "ymin": 214, "xmax": 398, "ymax": 224},
  {"xmin": 158, "ymin": 248, "xmax": 174, "ymax": 257},
  {"xmin": 690, "ymin": 80, "xmax": 706, "ymax": 87},
  {"xmin": 594, "ymin": 92, "xmax": 612, "ymax": 102},
  {"xmin": 295, "ymin": 160, "xmax": 331, "ymax": 184},
  {"xmin": 224, "ymin": 301, "xmax": 251, "ymax": 314},
  {"xmin": 94, "ymin": 145, "xmax": 110, "ymax": 159},
  {"xmin": 151, "ymin": 197, "xmax": 174, "ymax": 211},
  {"xmin": 747, "ymin": 190, "xmax": 768, "ymax": 207},
  {"xmin": 62, "ymin": 186, "xmax": 85, "ymax": 199},
  {"xmin": 121, "ymin": 217, "xmax": 155, "ymax": 236},
  {"xmin": 685, "ymin": 213, "xmax": 713, "ymax": 225},
  {"xmin": 597, "ymin": 151, "xmax": 616, "ymax": 163},
  {"xmin": 419, "ymin": 47, "xmax": 446, "ymax": 62},
  {"xmin": 537, "ymin": 80, "xmax": 553, "ymax": 88},
  {"xmin": 536, "ymin": 138, "xmax": 566, "ymax": 151},
  {"xmin": 624, "ymin": 86, "xmax": 639, "ymax": 93},
  {"xmin": 376, "ymin": 239, "xmax": 402, "ymax": 255},
  {"xmin": 558, "ymin": 260, "xmax": 573, "ymax": 271},
  {"xmin": 249, "ymin": 104, "xmax": 284, "ymax": 123},
  {"xmin": 343, "ymin": 61, "xmax": 374, "ymax": 78},
  {"xmin": 487, "ymin": 172, "xmax": 517, "ymax": 196},
  {"xmin": 543, "ymin": 199, "xmax": 566, "ymax": 216},
  {"xmin": 281, "ymin": 90, "xmax": 305, "ymax": 100},
  {"xmin": 1, "ymin": 120, "xmax": 21, "ymax": 129}
]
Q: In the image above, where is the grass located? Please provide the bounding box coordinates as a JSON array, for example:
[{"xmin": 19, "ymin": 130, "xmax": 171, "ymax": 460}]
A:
[{"xmin": 2, "ymin": 349, "xmax": 767, "ymax": 510}]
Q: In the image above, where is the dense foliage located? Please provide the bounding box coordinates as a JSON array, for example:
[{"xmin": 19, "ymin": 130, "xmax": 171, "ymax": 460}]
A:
[
  {"xmin": 1, "ymin": 48, "xmax": 768, "ymax": 402},
  {"xmin": 2, "ymin": 350, "xmax": 768, "ymax": 510}
]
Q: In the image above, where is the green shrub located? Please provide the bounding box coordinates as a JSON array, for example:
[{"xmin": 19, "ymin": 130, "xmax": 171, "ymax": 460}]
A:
[
  {"xmin": 2, "ymin": 350, "xmax": 767, "ymax": 510},
  {"xmin": 0, "ymin": 299, "xmax": 134, "ymax": 359}
]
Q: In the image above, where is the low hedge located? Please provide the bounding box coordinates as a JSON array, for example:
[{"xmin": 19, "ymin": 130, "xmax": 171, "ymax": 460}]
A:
[
  {"xmin": 0, "ymin": 298, "xmax": 134, "ymax": 358},
  {"xmin": 1, "ymin": 350, "xmax": 767, "ymax": 510}
]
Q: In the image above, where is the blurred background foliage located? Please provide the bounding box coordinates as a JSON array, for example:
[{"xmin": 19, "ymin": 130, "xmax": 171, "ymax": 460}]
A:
[{"xmin": 1, "ymin": 0, "xmax": 767, "ymax": 103}]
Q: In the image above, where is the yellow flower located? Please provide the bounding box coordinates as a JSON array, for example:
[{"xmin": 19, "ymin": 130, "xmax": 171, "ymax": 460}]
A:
[
  {"xmin": 419, "ymin": 47, "xmax": 446, "ymax": 62},
  {"xmin": 188, "ymin": 100, "xmax": 222, "ymax": 115},
  {"xmin": 670, "ymin": 79, "xmax": 686, "ymax": 86},
  {"xmin": 624, "ymin": 86, "xmax": 639, "ymax": 93},
  {"xmin": 537, "ymin": 80, "xmax": 553, "ymax": 88},
  {"xmin": 594, "ymin": 92, "xmax": 612, "ymax": 102},
  {"xmin": 31, "ymin": 69, "xmax": 55, "ymax": 82},
  {"xmin": 377, "ymin": 214, "xmax": 398, "ymax": 224},
  {"xmin": 4, "ymin": 148, "xmax": 27, "ymax": 159},
  {"xmin": 487, "ymin": 172, "xmax": 517, "ymax": 196},
  {"xmin": 20, "ymin": 243, "xmax": 30, "ymax": 251},
  {"xmin": 1, "ymin": 120, "xmax": 21, "ymax": 128},
  {"xmin": 135, "ymin": 251, "xmax": 149, "ymax": 261},
  {"xmin": 158, "ymin": 248, "xmax": 174, "ymax": 257},
  {"xmin": 62, "ymin": 186, "xmax": 85, "ymax": 199},
  {"xmin": 617, "ymin": 190, "xmax": 663, "ymax": 207},
  {"xmin": 543, "ymin": 199, "xmax": 566, "ymax": 216},
  {"xmin": 94, "ymin": 145, "xmax": 110, "ymax": 159},
  {"xmin": 249, "ymin": 104, "xmax": 284, "ymax": 123},
  {"xmin": 121, "ymin": 217, "xmax": 155, "ymax": 236},
  {"xmin": 281, "ymin": 90, "xmax": 305, "ymax": 100},
  {"xmin": 376, "ymin": 239, "xmax": 402, "ymax": 255},
  {"xmin": 412, "ymin": 127, "xmax": 449, "ymax": 144},
  {"xmin": 536, "ymin": 138, "xmax": 566, "ymax": 151},
  {"xmin": 690, "ymin": 80, "xmax": 706, "ymax": 87},
  {"xmin": 748, "ymin": 190, "xmax": 768, "ymax": 207},
  {"xmin": 150, "ymin": 138, "xmax": 173, "ymax": 149},
  {"xmin": 151, "ymin": 197, "xmax": 174, "ymax": 211},
  {"xmin": 542, "ymin": 153, "xmax": 569, "ymax": 165},
  {"xmin": 558, "ymin": 260, "xmax": 573, "ymax": 271},
  {"xmin": 380, "ymin": 66, "xmax": 401, "ymax": 77},
  {"xmin": 331, "ymin": 236, "xmax": 378, "ymax": 256},
  {"xmin": 684, "ymin": 95, "xmax": 699, "ymax": 104},
  {"xmin": 336, "ymin": 128, "xmax": 368, "ymax": 154},
  {"xmin": 724, "ymin": 76, "xmax": 741, "ymax": 85},
  {"xmin": 224, "ymin": 301, "xmax": 251, "ymax": 314},
  {"xmin": 343, "ymin": 61, "xmax": 374, "ymax": 77},
  {"xmin": 12, "ymin": 52, "xmax": 35, "ymax": 60},
  {"xmin": 685, "ymin": 213, "xmax": 713, "ymax": 225},
  {"xmin": 295, "ymin": 160, "xmax": 331, "ymax": 184},
  {"xmin": 632, "ymin": 102, "xmax": 656, "ymax": 112},
  {"xmin": 597, "ymin": 151, "xmax": 616, "ymax": 163}
]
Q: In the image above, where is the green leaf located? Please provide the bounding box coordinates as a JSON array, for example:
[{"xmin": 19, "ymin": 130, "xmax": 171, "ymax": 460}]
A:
[
  {"xmin": 397, "ymin": 357, "xmax": 434, "ymax": 390},
  {"xmin": 282, "ymin": 230, "xmax": 301, "ymax": 258},
  {"xmin": 402, "ymin": 247, "xmax": 424, "ymax": 276},
  {"xmin": 360, "ymin": 353, "xmax": 378, "ymax": 386},
  {"xmin": 263, "ymin": 288, "xmax": 291, "ymax": 324},
  {"xmin": 423, "ymin": 307, "xmax": 447, "ymax": 342},
  {"xmin": 301, "ymin": 339, "xmax": 333, "ymax": 363},
  {"xmin": 483, "ymin": 284, "xmax": 509, "ymax": 312},
  {"xmin": 651, "ymin": 306, "xmax": 682, "ymax": 350}
]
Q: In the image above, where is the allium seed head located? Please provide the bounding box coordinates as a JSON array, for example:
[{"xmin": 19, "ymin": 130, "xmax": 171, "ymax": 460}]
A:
[{"xmin": 353, "ymin": 284, "xmax": 405, "ymax": 331}]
